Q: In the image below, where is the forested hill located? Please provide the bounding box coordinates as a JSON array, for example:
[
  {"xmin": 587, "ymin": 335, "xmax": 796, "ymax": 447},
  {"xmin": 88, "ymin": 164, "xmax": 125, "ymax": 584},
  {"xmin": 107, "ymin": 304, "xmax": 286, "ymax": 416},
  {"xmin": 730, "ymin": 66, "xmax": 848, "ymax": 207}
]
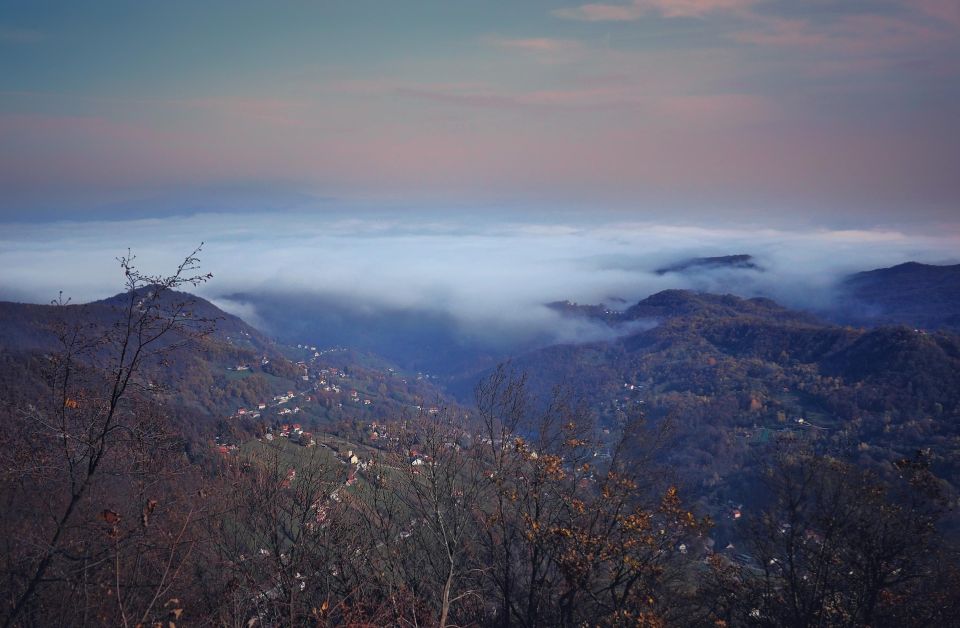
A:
[
  {"xmin": 621, "ymin": 289, "xmax": 814, "ymax": 324},
  {"xmin": 0, "ymin": 289, "xmax": 305, "ymax": 424},
  {"xmin": 0, "ymin": 289, "xmax": 455, "ymax": 428},
  {"xmin": 522, "ymin": 287, "xmax": 960, "ymax": 437},
  {"xmin": 0, "ymin": 287, "xmax": 274, "ymax": 354},
  {"xmin": 468, "ymin": 289, "xmax": 960, "ymax": 417},
  {"xmin": 830, "ymin": 261, "xmax": 960, "ymax": 331},
  {"xmin": 475, "ymin": 288, "xmax": 960, "ymax": 540}
]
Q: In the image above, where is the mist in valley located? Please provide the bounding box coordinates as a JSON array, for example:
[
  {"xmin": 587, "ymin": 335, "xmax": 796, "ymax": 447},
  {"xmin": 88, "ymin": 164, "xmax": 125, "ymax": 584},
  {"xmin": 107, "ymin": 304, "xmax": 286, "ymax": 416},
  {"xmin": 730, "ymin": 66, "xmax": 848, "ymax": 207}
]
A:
[{"xmin": 2, "ymin": 209, "xmax": 958, "ymax": 375}]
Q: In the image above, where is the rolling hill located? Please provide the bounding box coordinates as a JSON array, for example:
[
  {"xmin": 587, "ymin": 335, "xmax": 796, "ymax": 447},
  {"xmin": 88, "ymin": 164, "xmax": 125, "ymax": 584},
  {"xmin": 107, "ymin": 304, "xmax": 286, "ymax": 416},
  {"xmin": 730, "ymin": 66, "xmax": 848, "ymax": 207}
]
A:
[
  {"xmin": 830, "ymin": 261, "xmax": 960, "ymax": 332},
  {"xmin": 460, "ymin": 288, "xmax": 960, "ymax": 542}
]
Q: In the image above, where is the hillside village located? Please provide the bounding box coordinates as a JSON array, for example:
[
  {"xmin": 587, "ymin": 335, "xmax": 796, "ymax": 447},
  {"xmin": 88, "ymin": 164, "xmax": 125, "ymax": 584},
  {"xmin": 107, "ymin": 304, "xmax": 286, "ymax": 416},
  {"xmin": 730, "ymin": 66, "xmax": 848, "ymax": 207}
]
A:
[{"xmin": 213, "ymin": 343, "xmax": 451, "ymax": 454}]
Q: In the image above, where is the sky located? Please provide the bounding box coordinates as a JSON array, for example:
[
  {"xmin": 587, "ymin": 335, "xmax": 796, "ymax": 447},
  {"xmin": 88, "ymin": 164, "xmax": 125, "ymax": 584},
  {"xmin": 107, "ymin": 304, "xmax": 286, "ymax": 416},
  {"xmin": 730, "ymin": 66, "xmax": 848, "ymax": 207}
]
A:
[
  {"xmin": 1, "ymin": 0, "xmax": 959, "ymax": 224},
  {"xmin": 1, "ymin": 1, "xmax": 959, "ymax": 338}
]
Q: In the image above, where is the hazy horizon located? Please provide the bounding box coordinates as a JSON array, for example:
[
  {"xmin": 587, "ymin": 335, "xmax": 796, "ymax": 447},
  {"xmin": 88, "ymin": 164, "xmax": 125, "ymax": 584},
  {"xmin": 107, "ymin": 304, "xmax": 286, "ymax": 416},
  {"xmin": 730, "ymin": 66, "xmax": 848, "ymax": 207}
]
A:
[
  {"xmin": 2, "ymin": 0, "xmax": 959, "ymax": 224},
  {"xmin": 2, "ymin": 0, "xmax": 959, "ymax": 341},
  {"xmin": 3, "ymin": 209, "xmax": 958, "ymax": 353}
]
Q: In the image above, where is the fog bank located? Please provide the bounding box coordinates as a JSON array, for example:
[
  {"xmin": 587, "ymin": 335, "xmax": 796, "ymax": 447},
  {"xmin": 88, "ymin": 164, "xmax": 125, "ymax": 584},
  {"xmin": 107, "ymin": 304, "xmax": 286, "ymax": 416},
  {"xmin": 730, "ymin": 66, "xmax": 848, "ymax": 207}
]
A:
[{"xmin": 2, "ymin": 210, "xmax": 958, "ymax": 350}]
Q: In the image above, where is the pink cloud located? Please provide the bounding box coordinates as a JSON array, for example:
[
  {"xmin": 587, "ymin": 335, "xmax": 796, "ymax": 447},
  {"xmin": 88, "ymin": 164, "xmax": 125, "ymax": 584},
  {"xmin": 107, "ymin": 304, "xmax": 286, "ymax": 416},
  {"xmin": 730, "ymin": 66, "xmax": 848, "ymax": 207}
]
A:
[
  {"xmin": 488, "ymin": 37, "xmax": 582, "ymax": 53},
  {"xmin": 324, "ymin": 78, "xmax": 626, "ymax": 111},
  {"xmin": 388, "ymin": 81, "xmax": 774, "ymax": 131},
  {"xmin": 395, "ymin": 84, "xmax": 636, "ymax": 111},
  {"xmin": 0, "ymin": 113, "xmax": 172, "ymax": 149},
  {"xmin": 732, "ymin": 12, "xmax": 952, "ymax": 55},
  {"xmin": 1, "ymin": 101, "xmax": 955, "ymax": 213},
  {"xmin": 0, "ymin": 111, "xmax": 307, "ymax": 188},
  {"xmin": 553, "ymin": 3, "xmax": 647, "ymax": 22},
  {"xmin": 913, "ymin": 0, "xmax": 960, "ymax": 29},
  {"xmin": 326, "ymin": 78, "xmax": 489, "ymax": 97},
  {"xmin": 730, "ymin": 17, "xmax": 827, "ymax": 48},
  {"xmin": 0, "ymin": 113, "xmax": 205, "ymax": 186},
  {"xmin": 553, "ymin": 0, "xmax": 756, "ymax": 21},
  {"xmin": 658, "ymin": 92, "xmax": 774, "ymax": 124},
  {"xmin": 165, "ymin": 97, "xmax": 308, "ymax": 127}
]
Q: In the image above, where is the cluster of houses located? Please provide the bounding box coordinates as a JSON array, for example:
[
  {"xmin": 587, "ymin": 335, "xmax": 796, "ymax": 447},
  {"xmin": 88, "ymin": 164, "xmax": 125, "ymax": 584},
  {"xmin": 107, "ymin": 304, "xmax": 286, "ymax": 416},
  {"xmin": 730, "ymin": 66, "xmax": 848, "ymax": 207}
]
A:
[
  {"xmin": 225, "ymin": 389, "xmax": 310, "ymax": 422},
  {"xmin": 317, "ymin": 380, "xmax": 342, "ymax": 394},
  {"xmin": 273, "ymin": 391, "xmax": 296, "ymax": 404},
  {"xmin": 342, "ymin": 389, "xmax": 374, "ymax": 406},
  {"xmin": 340, "ymin": 449, "xmax": 376, "ymax": 474},
  {"xmin": 226, "ymin": 340, "xmax": 417, "ymax": 436},
  {"xmin": 228, "ymin": 389, "xmax": 306, "ymax": 422},
  {"xmin": 367, "ymin": 421, "xmax": 394, "ymax": 443},
  {"xmin": 263, "ymin": 423, "xmax": 315, "ymax": 447},
  {"xmin": 213, "ymin": 435, "xmax": 239, "ymax": 457},
  {"xmin": 221, "ymin": 342, "xmax": 463, "ymax": 478}
]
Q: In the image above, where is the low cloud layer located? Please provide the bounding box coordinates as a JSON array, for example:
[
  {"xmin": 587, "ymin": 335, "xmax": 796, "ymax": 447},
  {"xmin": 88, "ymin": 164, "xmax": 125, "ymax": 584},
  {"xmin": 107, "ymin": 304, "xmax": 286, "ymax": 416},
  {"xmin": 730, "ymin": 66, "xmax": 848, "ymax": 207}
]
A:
[{"xmin": 1, "ymin": 210, "xmax": 958, "ymax": 349}]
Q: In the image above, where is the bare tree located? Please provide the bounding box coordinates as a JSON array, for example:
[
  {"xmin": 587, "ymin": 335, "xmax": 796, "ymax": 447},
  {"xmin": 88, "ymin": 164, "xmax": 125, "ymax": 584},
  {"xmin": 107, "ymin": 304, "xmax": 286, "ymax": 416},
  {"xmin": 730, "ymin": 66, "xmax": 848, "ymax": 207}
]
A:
[
  {"xmin": 202, "ymin": 438, "xmax": 354, "ymax": 626},
  {"xmin": 703, "ymin": 449, "xmax": 953, "ymax": 628},
  {"xmin": 473, "ymin": 366, "xmax": 705, "ymax": 627},
  {"xmin": 1, "ymin": 247, "xmax": 213, "ymax": 627},
  {"xmin": 386, "ymin": 409, "xmax": 487, "ymax": 626}
]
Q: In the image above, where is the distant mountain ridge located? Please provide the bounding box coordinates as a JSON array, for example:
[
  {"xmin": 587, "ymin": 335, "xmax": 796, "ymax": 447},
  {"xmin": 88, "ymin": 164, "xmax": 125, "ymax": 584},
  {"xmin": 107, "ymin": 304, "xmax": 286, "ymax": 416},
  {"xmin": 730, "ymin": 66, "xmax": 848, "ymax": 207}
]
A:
[
  {"xmin": 519, "ymin": 287, "xmax": 959, "ymax": 404},
  {"xmin": 636, "ymin": 256, "xmax": 960, "ymax": 334},
  {"xmin": 548, "ymin": 289, "xmax": 817, "ymax": 329},
  {"xmin": 830, "ymin": 261, "xmax": 960, "ymax": 332},
  {"xmin": 655, "ymin": 254, "xmax": 762, "ymax": 275}
]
